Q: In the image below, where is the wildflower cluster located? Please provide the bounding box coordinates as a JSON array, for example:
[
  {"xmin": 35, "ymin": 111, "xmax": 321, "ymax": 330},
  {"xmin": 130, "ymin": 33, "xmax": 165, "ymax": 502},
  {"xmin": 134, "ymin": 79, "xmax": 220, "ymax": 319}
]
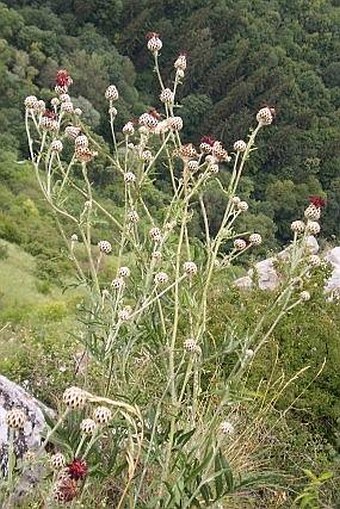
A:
[
  {"xmin": 291, "ymin": 196, "xmax": 326, "ymax": 237},
  {"xmin": 46, "ymin": 386, "xmax": 138, "ymax": 504},
  {"xmin": 20, "ymin": 31, "xmax": 324, "ymax": 508}
]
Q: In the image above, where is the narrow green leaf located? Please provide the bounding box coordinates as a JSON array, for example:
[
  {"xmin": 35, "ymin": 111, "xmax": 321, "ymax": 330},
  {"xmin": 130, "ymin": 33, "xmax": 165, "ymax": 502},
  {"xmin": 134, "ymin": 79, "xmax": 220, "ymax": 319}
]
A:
[{"xmin": 200, "ymin": 482, "xmax": 213, "ymax": 503}]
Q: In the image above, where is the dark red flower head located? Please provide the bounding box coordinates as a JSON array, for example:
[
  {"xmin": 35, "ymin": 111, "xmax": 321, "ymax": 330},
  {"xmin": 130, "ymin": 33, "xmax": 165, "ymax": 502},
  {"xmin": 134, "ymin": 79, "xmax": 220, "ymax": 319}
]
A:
[
  {"xmin": 148, "ymin": 108, "xmax": 161, "ymax": 119},
  {"xmin": 58, "ymin": 477, "xmax": 78, "ymax": 502},
  {"xmin": 309, "ymin": 196, "xmax": 326, "ymax": 208},
  {"xmin": 67, "ymin": 458, "xmax": 88, "ymax": 481},
  {"xmin": 43, "ymin": 109, "xmax": 56, "ymax": 119},
  {"xmin": 55, "ymin": 69, "xmax": 72, "ymax": 88},
  {"xmin": 200, "ymin": 135, "xmax": 216, "ymax": 146},
  {"xmin": 146, "ymin": 32, "xmax": 160, "ymax": 40}
]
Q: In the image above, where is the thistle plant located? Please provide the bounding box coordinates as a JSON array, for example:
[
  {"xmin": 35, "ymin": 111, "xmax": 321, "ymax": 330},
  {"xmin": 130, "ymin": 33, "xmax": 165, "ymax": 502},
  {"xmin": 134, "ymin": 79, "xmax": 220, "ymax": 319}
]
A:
[{"xmin": 19, "ymin": 33, "xmax": 327, "ymax": 507}]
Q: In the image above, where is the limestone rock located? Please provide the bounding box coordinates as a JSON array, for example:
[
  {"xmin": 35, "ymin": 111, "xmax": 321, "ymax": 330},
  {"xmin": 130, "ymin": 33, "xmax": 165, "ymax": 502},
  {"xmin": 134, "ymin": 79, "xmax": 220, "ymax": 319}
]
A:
[
  {"xmin": 0, "ymin": 375, "xmax": 51, "ymax": 476},
  {"xmin": 234, "ymin": 275, "xmax": 253, "ymax": 290},
  {"xmin": 234, "ymin": 236, "xmax": 319, "ymax": 292},
  {"xmin": 253, "ymin": 258, "xmax": 280, "ymax": 291},
  {"xmin": 324, "ymin": 247, "xmax": 340, "ymax": 299}
]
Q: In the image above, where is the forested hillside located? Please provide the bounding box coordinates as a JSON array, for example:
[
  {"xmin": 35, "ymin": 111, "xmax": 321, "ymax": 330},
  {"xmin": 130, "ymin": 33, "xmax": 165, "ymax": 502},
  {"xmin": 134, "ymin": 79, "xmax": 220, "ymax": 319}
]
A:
[{"xmin": 1, "ymin": 0, "xmax": 340, "ymax": 252}]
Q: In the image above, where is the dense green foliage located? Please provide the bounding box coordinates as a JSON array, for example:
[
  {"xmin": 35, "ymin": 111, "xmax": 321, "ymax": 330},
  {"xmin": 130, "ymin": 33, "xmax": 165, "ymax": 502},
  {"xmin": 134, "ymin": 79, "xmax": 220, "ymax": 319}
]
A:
[{"xmin": 1, "ymin": 0, "xmax": 340, "ymax": 247}]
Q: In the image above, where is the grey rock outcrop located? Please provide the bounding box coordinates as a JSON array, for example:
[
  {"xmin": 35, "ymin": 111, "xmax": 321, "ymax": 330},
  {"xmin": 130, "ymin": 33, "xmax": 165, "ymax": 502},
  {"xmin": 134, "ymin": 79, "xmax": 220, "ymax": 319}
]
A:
[
  {"xmin": 324, "ymin": 247, "xmax": 340, "ymax": 299},
  {"xmin": 234, "ymin": 236, "xmax": 340, "ymax": 299},
  {"xmin": 0, "ymin": 375, "xmax": 50, "ymax": 476},
  {"xmin": 234, "ymin": 236, "xmax": 320, "ymax": 292}
]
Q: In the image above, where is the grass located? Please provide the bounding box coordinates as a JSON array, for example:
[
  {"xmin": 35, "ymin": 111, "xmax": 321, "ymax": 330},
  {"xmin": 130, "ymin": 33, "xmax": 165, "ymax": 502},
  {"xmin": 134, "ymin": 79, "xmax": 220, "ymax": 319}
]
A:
[
  {"xmin": 0, "ymin": 241, "xmax": 82, "ymax": 403},
  {"xmin": 0, "ymin": 240, "xmax": 53, "ymax": 309}
]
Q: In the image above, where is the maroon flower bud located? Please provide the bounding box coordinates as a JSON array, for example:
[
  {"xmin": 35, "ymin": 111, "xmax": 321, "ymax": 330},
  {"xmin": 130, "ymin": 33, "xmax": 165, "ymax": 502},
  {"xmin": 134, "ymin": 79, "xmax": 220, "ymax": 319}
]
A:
[
  {"xmin": 146, "ymin": 31, "xmax": 160, "ymax": 40},
  {"xmin": 55, "ymin": 69, "xmax": 73, "ymax": 88},
  {"xmin": 67, "ymin": 458, "xmax": 88, "ymax": 481},
  {"xmin": 52, "ymin": 477, "xmax": 78, "ymax": 503},
  {"xmin": 200, "ymin": 136, "xmax": 215, "ymax": 147},
  {"xmin": 309, "ymin": 196, "xmax": 326, "ymax": 208},
  {"xmin": 43, "ymin": 109, "xmax": 56, "ymax": 119},
  {"xmin": 148, "ymin": 108, "xmax": 162, "ymax": 120}
]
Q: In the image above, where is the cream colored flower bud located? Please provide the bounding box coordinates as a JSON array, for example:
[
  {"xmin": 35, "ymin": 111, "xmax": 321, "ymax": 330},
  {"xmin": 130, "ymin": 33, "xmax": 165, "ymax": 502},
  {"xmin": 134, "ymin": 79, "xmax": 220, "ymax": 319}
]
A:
[
  {"xmin": 291, "ymin": 220, "xmax": 305, "ymax": 234},
  {"xmin": 154, "ymin": 272, "xmax": 169, "ymax": 285},
  {"xmin": 80, "ymin": 418, "xmax": 97, "ymax": 436},
  {"xmin": 75, "ymin": 135, "xmax": 88, "ymax": 149},
  {"xmin": 245, "ymin": 348, "xmax": 254, "ymax": 359},
  {"xmin": 93, "ymin": 406, "xmax": 112, "ymax": 425},
  {"xmin": 127, "ymin": 210, "xmax": 139, "ymax": 223},
  {"xmin": 249, "ymin": 233, "xmax": 262, "ymax": 246},
  {"xmin": 183, "ymin": 261, "xmax": 198, "ymax": 276},
  {"xmin": 122, "ymin": 121, "xmax": 135, "ymax": 136},
  {"xmin": 50, "ymin": 452, "xmax": 66, "ymax": 469},
  {"xmin": 124, "ymin": 172, "xmax": 136, "ymax": 184},
  {"xmin": 40, "ymin": 116, "xmax": 58, "ymax": 131},
  {"xmin": 187, "ymin": 160, "xmax": 199, "ymax": 171},
  {"xmin": 65, "ymin": 126, "xmax": 81, "ymax": 139},
  {"xmin": 51, "ymin": 140, "xmax": 63, "ymax": 153},
  {"xmin": 256, "ymin": 107, "xmax": 275, "ymax": 126},
  {"xmin": 174, "ymin": 54, "xmax": 187, "ymax": 71},
  {"xmin": 105, "ymin": 85, "xmax": 119, "ymax": 101},
  {"xmin": 234, "ymin": 239, "xmax": 247, "ymax": 250},
  {"xmin": 118, "ymin": 266, "xmax": 130, "ymax": 278},
  {"xmin": 60, "ymin": 101, "xmax": 74, "ymax": 113},
  {"xmin": 98, "ymin": 240, "xmax": 112, "ymax": 254},
  {"xmin": 183, "ymin": 338, "xmax": 198, "ymax": 353},
  {"xmin": 62, "ymin": 387, "xmax": 87, "ymax": 409},
  {"xmin": 147, "ymin": 34, "xmax": 163, "ymax": 53},
  {"xmin": 111, "ymin": 277, "xmax": 125, "ymax": 290},
  {"xmin": 309, "ymin": 255, "xmax": 321, "ymax": 267},
  {"xmin": 232, "ymin": 196, "xmax": 241, "ymax": 206},
  {"xmin": 149, "ymin": 227, "xmax": 162, "ymax": 242},
  {"xmin": 237, "ymin": 201, "xmax": 249, "ymax": 212},
  {"xmin": 152, "ymin": 250, "xmax": 162, "ymax": 261},
  {"xmin": 142, "ymin": 150, "xmax": 153, "ymax": 161},
  {"xmin": 5, "ymin": 408, "xmax": 27, "ymax": 429},
  {"xmin": 304, "ymin": 203, "xmax": 321, "ymax": 221},
  {"xmin": 300, "ymin": 290, "xmax": 311, "ymax": 302},
  {"xmin": 233, "ymin": 140, "xmax": 247, "ymax": 152},
  {"xmin": 24, "ymin": 95, "xmax": 38, "ymax": 109},
  {"xmin": 118, "ymin": 306, "xmax": 132, "ymax": 321},
  {"xmin": 168, "ymin": 116, "xmax": 183, "ymax": 131},
  {"xmin": 59, "ymin": 94, "xmax": 70, "ymax": 103},
  {"xmin": 305, "ymin": 221, "xmax": 321, "ymax": 235},
  {"xmin": 210, "ymin": 164, "xmax": 219, "ymax": 173},
  {"xmin": 160, "ymin": 88, "xmax": 174, "ymax": 104},
  {"xmin": 51, "ymin": 97, "xmax": 60, "ymax": 107},
  {"xmin": 35, "ymin": 100, "xmax": 46, "ymax": 113}
]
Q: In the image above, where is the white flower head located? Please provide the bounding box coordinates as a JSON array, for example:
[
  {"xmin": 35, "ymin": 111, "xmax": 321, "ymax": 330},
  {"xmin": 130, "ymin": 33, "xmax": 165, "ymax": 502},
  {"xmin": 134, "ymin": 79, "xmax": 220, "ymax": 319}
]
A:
[
  {"xmin": 220, "ymin": 420, "xmax": 235, "ymax": 435},
  {"xmin": 183, "ymin": 261, "xmax": 198, "ymax": 276},
  {"xmin": 154, "ymin": 272, "xmax": 169, "ymax": 285},
  {"xmin": 300, "ymin": 290, "xmax": 311, "ymax": 302},
  {"xmin": 118, "ymin": 266, "xmax": 130, "ymax": 278}
]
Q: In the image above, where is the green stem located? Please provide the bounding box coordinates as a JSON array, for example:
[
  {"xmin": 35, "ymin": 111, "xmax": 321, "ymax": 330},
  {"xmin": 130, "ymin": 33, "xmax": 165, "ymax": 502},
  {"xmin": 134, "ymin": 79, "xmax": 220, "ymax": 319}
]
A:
[
  {"xmin": 75, "ymin": 435, "xmax": 87, "ymax": 458},
  {"xmin": 7, "ymin": 429, "xmax": 15, "ymax": 491},
  {"xmin": 38, "ymin": 409, "xmax": 70, "ymax": 454}
]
